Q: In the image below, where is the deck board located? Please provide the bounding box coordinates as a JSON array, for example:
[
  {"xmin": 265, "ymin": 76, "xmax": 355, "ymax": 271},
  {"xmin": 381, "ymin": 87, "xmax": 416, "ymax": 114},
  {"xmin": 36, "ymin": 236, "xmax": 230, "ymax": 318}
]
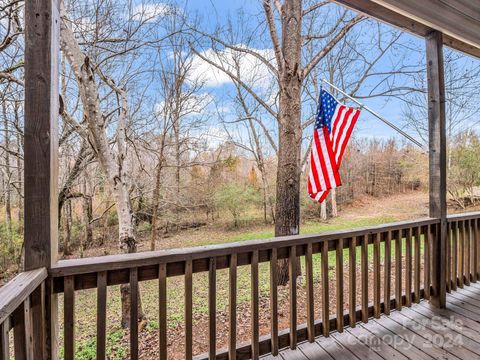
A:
[
  {"xmin": 270, "ymin": 285, "xmax": 480, "ymax": 360},
  {"xmin": 297, "ymin": 341, "xmax": 333, "ymax": 360},
  {"xmin": 347, "ymin": 325, "xmax": 409, "ymax": 360}
]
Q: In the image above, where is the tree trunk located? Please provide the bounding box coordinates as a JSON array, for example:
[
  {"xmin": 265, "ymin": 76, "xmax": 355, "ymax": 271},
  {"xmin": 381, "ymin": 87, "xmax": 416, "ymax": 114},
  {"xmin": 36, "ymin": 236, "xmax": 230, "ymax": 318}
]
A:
[
  {"xmin": 174, "ymin": 119, "xmax": 181, "ymax": 224},
  {"xmin": 63, "ymin": 200, "xmax": 72, "ymax": 256},
  {"xmin": 2, "ymin": 103, "xmax": 13, "ymax": 253},
  {"xmin": 59, "ymin": 6, "xmax": 144, "ymax": 328},
  {"xmin": 150, "ymin": 157, "xmax": 163, "ymax": 251},
  {"xmin": 14, "ymin": 105, "xmax": 22, "ymax": 224},
  {"xmin": 274, "ymin": 0, "xmax": 303, "ymax": 286},
  {"xmin": 320, "ymin": 201, "xmax": 327, "ymax": 220},
  {"xmin": 262, "ymin": 189, "xmax": 267, "ymax": 223},
  {"xmin": 331, "ymin": 188, "xmax": 338, "ymax": 217},
  {"xmin": 85, "ymin": 200, "xmax": 93, "ymax": 247},
  {"xmin": 275, "ymin": 113, "xmax": 302, "ymax": 284},
  {"xmin": 258, "ymin": 158, "xmax": 274, "ymax": 224}
]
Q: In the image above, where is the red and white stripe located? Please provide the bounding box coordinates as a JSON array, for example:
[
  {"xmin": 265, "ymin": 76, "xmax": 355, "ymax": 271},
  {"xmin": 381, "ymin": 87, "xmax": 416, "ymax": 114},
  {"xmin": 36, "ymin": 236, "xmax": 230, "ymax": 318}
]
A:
[{"xmin": 308, "ymin": 104, "xmax": 360, "ymax": 203}]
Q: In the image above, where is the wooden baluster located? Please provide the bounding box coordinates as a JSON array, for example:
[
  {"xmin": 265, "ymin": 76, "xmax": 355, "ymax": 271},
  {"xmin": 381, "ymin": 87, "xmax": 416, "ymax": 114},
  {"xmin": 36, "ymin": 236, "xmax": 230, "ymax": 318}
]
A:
[
  {"xmin": 349, "ymin": 237, "xmax": 357, "ymax": 327},
  {"xmin": 64, "ymin": 276, "xmax": 75, "ymax": 360},
  {"xmin": 305, "ymin": 243, "xmax": 315, "ymax": 341},
  {"xmin": 336, "ymin": 238, "xmax": 344, "ymax": 331},
  {"xmin": 458, "ymin": 221, "xmax": 464, "ymax": 288},
  {"xmin": 465, "ymin": 220, "xmax": 471, "ymax": 286},
  {"xmin": 270, "ymin": 249, "xmax": 279, "ymax": 356},
  {"xmin": 251, "ymin": 251, "xmax": 259, "ymax": 359},
  {"xmin": 321, "ymin": 241, "xmax": 330, "ymax": 336},
  {"xmin": 208, "ymin": 257, "xmax": 217, "ymax": 359},
  {"xmin": 361, "ymin": 235, "xmax": 368, "ymax": 323},
  {"xmin": 452, "ymin": 222, "xmax": 458, "ymax": 291},
  {"xmin": 424, "ymin": 225, "xmax": 431, "ymax": 300},
  {"xmin": 405, "ymin": 228, "xmax": 412, "ymax": 306},
  {"xmin": 373, "ymin": 233, "xmax": 381, "ymax": 318},
  {"xmin": 0, "ymin": 318, "xmax": 9, "ymax": 360},
  {"xmin": 289, "ymin": 246, "xmax": 297, "ymax": 349},
  {"xmin": 229, "ymin": 254, "xmax": 237, "ymax": 360},
  {"xmin": 96, "ymin": 271, "xmax": 107, "ymax": 360},
  {"xmin": 472, "ymin": 219, "xmax": 477, "ymax": 283},
  {"xmin": 395, "ymin": 230, "xmax": 403, "ymax": 310},
  {"xmin": 24, "ymin": 296, "xmax": 34, "ymax": 360},
  {"xmin": 130, "ymin": 268, "xmax": 139, "ymax": 360},
  {"xmin": 384, "ymin": 231, "xmax": 392, "ymax": 315},
  {"xmin": 414, "ymin": 226, "xmax": 421, "ymax": 303},
  {"xmin": 159, "ymin": 263, "xmax": 167, "ymax": 360},
  {"xmin": 476, "ymin": 219, "xmax": 480, "ymax": 282},
  {"xmin": 30, "ymin": 283, "xmax": 45, "ymax": 359},
  {"xmin": 446, "ymin": 222, "xmax": 451, "ymax": 293},
  {"xmin": 185, "ymin": 260, "xmax": 193, "ymax": 360},
  {"xmin": 13, "ymin": 299, "xmax": 30, "ymax": 360}
]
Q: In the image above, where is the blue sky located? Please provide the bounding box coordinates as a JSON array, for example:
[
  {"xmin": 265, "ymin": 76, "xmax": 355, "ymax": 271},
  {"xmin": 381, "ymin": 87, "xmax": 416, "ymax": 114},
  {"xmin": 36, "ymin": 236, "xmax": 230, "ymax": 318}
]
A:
[{"xmin": 128, "ymin": 0, "xmax": 480, "ymax": 150}]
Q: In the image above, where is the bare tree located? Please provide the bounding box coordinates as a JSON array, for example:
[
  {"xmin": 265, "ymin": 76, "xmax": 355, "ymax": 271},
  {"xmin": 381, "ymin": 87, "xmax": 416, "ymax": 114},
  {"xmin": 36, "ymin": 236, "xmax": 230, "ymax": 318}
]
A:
[
  {"xmin": 225, "ymin": 52, "xmax": 276, "ymax": 224},
  {"xmin": 190, "ymin": 1, "xmax": 388, "ymax": 284},
  {"xmin": 58, "ymin": 0, "xmax": 166, "ymax": 327}
]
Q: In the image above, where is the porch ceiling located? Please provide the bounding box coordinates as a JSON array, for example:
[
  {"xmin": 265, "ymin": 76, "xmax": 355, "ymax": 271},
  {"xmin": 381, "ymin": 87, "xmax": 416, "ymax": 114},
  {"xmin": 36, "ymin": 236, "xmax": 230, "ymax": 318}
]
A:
[{"xmin": 332, "ymin": 0, "xmax": 480, "ymax": 58}]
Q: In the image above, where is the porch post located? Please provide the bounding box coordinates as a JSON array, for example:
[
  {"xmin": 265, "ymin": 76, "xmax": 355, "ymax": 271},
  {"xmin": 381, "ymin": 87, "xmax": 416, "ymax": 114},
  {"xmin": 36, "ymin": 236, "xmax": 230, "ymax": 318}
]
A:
[
  {"xmin": 426, "ymin": 30, "xmax": 447, "ymax": 309},
  {"xmin": 24, "ymin": 0, "xmax": 60, "ymax": 358}
]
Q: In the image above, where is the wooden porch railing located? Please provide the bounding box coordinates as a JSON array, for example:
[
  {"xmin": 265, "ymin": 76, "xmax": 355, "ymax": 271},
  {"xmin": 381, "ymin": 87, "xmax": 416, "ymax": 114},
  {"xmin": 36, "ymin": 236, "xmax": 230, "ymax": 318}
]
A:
[
  {"xmin": 446, "ymin": 213, "xmax": 480, "ymax": 291},
  {"xmin": 1, "ymin": 213, "xmax": 479, "ymax": 360},
  {"xmin": 0, "ymin": 267, "xmax": 47, "ymax": 360},
  {"xmin": 48, "ymin": 216, "xmax": 444, "ymax": 360}
]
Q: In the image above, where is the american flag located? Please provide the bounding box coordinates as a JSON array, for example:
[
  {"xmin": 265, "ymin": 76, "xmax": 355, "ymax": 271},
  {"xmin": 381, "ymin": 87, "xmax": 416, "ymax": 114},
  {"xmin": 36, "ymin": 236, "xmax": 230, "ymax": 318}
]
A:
[{"xmin": 308, "ymin": 89, "xmax": 360, "ymax": 202}]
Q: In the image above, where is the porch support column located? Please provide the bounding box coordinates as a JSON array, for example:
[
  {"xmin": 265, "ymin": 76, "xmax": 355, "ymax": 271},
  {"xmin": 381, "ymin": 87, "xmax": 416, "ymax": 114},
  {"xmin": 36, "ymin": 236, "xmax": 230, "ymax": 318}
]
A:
[
  {"xmin": 426, "ymin": 30, "xmax": 447, "ymax": 309},
  {"xmin": 24, "ymin": 0, "xmax": 60, "ymax": 358}
]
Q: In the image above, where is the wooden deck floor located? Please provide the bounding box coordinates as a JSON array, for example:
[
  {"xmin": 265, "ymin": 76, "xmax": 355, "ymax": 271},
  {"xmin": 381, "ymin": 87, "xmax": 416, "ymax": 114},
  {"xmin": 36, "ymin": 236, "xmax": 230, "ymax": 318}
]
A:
[{"xmin": 269, "ymin": 283, "xmax": 480, "ymax": 360}]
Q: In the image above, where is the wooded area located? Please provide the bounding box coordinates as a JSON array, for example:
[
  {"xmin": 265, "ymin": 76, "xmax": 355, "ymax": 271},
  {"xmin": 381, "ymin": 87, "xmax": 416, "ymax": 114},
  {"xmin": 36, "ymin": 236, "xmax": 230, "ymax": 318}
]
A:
[{"xmin": 1, "ymin": 1, "xmax": 480, "ymax": 358}]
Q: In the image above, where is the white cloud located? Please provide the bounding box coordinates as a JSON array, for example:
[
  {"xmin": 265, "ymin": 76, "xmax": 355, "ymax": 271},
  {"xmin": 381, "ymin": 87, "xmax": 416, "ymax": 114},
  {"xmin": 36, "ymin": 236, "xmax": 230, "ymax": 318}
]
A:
[
  {"xmin": 215, "ymin": 106, "xmax": 231, "ymax": 114},
  {"xmin": 190, "ymin": 45, "xmax": 277, "ymax": 91},
  {"xmin": 131, "ymin": 3, "xmax": 175, "ymax": 22}
]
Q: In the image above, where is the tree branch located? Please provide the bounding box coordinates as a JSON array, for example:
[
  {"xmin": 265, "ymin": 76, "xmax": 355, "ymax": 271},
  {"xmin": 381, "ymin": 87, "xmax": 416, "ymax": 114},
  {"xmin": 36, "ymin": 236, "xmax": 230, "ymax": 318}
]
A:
[
  {"xmin": 302, "ymin": 15, "xmax": 365, "ymax": 79},
  {"xmin": 190, "ymin": 45, "xmax": 278, "ymax": 118},
  {"xmin": 189, "ymin": 28, "xmax": 278, "ymax": 77},
  {"xmin": 263, "ymin": 0, "xmax": 283, "ymax": 73},
  {"xmin": 302, "ymin": 1, "xmax": 329, "ymax": 16}
]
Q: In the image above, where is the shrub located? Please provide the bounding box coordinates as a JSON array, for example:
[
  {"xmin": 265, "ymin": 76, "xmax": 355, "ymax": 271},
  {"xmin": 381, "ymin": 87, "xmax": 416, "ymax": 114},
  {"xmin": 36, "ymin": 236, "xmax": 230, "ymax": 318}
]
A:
[{"xmin": 214, "ymin": 183, "xmax": 259, "ymax": 227}]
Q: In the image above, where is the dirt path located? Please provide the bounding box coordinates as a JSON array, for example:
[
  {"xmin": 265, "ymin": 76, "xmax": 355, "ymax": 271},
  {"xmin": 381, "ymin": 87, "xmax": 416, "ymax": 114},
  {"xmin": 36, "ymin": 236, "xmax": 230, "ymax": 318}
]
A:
[{"xmin": 338, "ymin": 191, "xmax": 429, "ymax": 221}]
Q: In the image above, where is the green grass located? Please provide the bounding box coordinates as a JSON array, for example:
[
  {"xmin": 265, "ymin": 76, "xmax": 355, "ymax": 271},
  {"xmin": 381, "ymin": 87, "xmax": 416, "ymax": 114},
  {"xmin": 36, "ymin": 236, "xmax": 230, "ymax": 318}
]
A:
[{"xmin": 199, "ymin": 215, "xmax": 398, "ymax": 244}]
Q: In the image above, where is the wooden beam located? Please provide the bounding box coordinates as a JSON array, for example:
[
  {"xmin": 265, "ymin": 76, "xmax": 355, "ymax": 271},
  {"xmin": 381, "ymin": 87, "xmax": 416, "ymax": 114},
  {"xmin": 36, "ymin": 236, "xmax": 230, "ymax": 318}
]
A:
[
  {"xmin": 372, "ymin": 0, "xmax": 480, "ymax": 50},
  {"xmin": 24, "ymin": 1, "xmax": 60, "ymax": 358},
  {"xmin": 426, "ymin": 30, "xmax": 447, "ymax": 309},
  {"xmin": 332, "ymin": 0, "xmax": 480, "ymax": 59},
  {"xmin": 24, "ymin": 0, "xmax": 60, "ymax": 270}
]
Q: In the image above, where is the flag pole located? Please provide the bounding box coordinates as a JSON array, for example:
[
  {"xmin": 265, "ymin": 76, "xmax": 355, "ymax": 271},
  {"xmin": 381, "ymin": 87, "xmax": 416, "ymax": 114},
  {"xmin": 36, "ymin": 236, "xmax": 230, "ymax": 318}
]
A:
[{"xmin": 321, "ymin": 78, "xmax": 426, "ymax": 151}]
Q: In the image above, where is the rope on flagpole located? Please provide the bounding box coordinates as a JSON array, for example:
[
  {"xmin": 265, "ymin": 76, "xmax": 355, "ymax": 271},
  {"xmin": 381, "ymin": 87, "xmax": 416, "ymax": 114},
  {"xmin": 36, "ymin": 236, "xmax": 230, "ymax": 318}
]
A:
[{"xmin": 321, "ymin": 79, "xmax": 426, "ymax": 151}]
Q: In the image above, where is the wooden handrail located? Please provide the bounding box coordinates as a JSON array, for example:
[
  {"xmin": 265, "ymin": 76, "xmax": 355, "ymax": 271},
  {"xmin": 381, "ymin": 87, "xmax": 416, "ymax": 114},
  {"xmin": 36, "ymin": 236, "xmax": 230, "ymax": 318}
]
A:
[
  {"xmin": 0, "ymin": 268, "xmax": 47, "ymax": 324},
  {"xmin": 50, "ymin": 217, "xmax": 438, "ymax": 279},
  {"xmin": 447, "ymin": 211, "xmax": 480, "ymax": 221},
  {"xmin": 49, "ymin": 217, "xmax": 439, "ymax": 295},
  {"xmin": 0, "ymin": 267, "xmax": 47, "ymax": 360}
]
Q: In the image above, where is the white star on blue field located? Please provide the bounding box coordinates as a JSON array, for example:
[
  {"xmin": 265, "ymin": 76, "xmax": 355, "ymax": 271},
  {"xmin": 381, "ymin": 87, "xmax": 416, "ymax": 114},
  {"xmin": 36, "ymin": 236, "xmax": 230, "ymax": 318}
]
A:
[{"xmin": 316, "ymin": 90, "xmax": 339, "ymax": 133}]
